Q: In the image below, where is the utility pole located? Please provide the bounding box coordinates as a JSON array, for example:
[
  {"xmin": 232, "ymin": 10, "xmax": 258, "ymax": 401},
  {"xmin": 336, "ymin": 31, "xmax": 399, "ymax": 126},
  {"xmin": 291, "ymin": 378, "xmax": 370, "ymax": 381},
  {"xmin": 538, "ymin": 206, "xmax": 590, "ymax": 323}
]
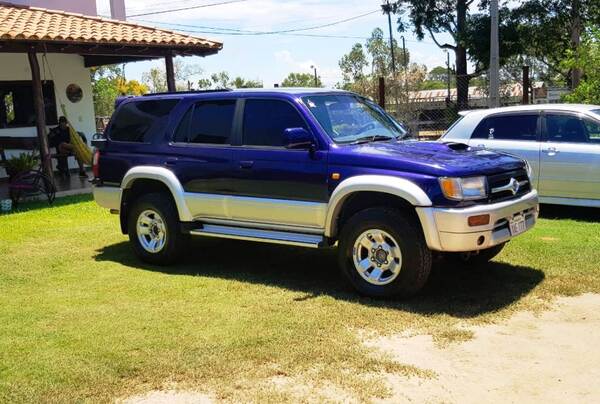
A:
[
  {"xmin": 445, "ymin": 50, "xmax": 451, "ymax": 104},
  {"xmin": 310, "ymin": 65, "xmax": 318, "ymax": 87},
  {"xmin": 570, "ymin": 0, "xmax": 582, "ymax": 89},
  {"xmin": 489, "ymin": 0, "xmax": 500, "ymax": 108},
  {"xmin": 382, "ymin": 0, "xmax": 397, "ymax": 75},
  {"xmin": 401, "ymin": 36, "xmax": 408, "ymax": 98}
]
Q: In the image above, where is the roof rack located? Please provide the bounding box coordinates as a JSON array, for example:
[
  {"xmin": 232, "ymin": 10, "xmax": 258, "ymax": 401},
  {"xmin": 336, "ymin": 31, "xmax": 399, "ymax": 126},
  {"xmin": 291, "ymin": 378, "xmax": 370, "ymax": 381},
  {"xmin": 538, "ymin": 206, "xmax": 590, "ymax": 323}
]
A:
[{"xmin": 142, "ymin": 89, "xmax": 233, "ymax": 96}]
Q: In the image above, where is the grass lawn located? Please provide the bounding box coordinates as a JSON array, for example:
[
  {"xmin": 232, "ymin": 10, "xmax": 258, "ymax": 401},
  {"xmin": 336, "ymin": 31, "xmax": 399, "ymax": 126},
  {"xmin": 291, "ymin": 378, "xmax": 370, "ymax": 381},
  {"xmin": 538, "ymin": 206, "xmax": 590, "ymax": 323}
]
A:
[{"xmin": 1, "ymin": 195, "xmax": 600, "ymax": 402}]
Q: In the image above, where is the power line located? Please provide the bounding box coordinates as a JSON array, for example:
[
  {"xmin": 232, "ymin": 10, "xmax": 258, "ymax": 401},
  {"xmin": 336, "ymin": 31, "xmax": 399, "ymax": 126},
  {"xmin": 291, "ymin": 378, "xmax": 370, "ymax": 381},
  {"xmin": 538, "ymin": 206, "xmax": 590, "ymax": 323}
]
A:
[
  {"xmin": 132, "ymin": 17, "xmax": 436, "ymax": 45},
  {"xmin": 128, "ymin": 0, "xmax": 249, "ymax": 18},
  {"xmin": 130, "ymin": 10, "xmax": 380, "ymax": 36}
]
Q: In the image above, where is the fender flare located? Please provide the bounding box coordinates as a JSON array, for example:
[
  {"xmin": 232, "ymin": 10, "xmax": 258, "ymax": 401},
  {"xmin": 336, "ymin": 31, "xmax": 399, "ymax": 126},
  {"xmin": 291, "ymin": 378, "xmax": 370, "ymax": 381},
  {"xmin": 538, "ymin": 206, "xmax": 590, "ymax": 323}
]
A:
[
  {"xmin": 324, "ymin": 175, "xmax": 432, "ymax": 237},
  {"xmin": 121, "ymin": 166, "xmax": 193, "ymax": 222}
]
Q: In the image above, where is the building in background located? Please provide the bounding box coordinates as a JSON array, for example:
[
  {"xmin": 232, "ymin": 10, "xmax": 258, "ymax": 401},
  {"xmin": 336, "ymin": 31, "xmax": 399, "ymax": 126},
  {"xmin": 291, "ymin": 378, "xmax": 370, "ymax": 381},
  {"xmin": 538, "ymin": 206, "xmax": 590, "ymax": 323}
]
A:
[{"xmin": 0, "ymin": 1, "xmax": 221, "ymax": 180}]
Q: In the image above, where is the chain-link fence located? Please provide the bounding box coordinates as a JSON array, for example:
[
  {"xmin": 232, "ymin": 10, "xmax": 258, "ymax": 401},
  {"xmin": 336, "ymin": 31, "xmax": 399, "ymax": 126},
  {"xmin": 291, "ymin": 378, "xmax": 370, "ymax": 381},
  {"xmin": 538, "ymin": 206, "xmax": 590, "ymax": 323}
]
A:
[{"xmin": 382, "ymin": 78, "xmax": 569, "ymax": 140}]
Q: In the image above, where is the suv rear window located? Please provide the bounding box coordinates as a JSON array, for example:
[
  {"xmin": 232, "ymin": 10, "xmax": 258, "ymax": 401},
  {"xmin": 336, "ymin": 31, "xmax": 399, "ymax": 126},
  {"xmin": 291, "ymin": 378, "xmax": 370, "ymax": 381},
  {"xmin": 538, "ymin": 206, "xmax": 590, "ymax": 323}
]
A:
[{"xmin": 109, "ymin": 99, "xmax": 179, "ymax": 142}]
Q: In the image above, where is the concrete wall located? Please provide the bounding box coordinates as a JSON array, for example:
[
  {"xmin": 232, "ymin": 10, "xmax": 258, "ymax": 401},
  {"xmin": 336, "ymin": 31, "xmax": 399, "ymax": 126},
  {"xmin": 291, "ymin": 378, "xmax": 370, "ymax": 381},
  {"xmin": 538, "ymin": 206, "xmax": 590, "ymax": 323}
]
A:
[
  {"xmin": 8, "ymin": 0, "xmax": 97, "ymax": 16},
  {"xmin": 0, "ymin": 53, "xmax": 96, "ymax": 177}
]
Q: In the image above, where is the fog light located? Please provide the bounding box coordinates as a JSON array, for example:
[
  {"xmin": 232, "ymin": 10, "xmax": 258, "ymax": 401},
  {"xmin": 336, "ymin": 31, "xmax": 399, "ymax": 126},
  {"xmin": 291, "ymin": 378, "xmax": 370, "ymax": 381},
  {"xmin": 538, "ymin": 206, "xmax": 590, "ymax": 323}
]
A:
[{"xmin": 468, "ymin": 214, "xmax": 490, "ymax": 227}]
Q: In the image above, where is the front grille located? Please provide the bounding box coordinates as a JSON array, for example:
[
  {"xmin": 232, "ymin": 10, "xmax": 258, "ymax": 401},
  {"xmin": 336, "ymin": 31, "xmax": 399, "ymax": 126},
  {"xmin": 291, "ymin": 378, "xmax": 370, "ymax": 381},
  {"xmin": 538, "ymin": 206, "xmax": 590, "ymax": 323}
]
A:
[{"xmin": 487, "ymin": 168, "xmax": 531, "ymax": 203}]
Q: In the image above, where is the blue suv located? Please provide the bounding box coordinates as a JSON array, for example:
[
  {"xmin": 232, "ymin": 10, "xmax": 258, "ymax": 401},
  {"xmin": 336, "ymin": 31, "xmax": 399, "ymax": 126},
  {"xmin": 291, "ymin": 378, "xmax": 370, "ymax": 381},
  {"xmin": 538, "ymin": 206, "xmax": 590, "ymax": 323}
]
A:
[{"xmin": 92, "ymin": 88, "xmax": 538, "ymax": 298}]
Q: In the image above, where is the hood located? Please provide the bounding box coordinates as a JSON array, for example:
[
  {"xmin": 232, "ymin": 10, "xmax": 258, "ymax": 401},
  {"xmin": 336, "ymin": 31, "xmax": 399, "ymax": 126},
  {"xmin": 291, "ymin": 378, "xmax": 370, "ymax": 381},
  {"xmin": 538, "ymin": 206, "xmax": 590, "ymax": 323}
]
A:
[{"xmin": 330, "ymin": 140, "xmax": 525, "ymax": 177}]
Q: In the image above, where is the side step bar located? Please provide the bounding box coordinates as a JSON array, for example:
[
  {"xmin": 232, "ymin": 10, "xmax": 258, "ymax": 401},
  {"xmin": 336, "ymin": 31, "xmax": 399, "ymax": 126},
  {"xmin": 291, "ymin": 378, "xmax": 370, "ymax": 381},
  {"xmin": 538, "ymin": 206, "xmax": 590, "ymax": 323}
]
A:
[{"xmin": 190, "ymin": 224, "xmax": 324, "ymax": 248}]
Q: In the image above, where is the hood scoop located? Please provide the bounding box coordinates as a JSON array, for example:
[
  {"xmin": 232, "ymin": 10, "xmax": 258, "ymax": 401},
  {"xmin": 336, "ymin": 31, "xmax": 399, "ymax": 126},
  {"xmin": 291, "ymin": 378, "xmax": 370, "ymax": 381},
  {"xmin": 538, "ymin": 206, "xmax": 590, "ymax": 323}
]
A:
[{"xmin": 443, "ymin": 141, "xmax": 470, "ymax": 151}]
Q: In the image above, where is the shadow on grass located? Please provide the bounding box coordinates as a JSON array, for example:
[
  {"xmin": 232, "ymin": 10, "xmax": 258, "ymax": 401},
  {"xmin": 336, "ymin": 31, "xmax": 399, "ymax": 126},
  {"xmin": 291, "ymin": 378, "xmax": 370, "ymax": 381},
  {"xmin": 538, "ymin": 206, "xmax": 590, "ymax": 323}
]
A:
[
  {"xmin": 0, "ymin": 194, "xmax": 93, "ymax": 215},
  {"xmin": 539, "ymin": 203, "xmax": 600, "ymax": 223},
  {"xmin": 95, "ymin": 238, "xmax": 544, "ymax": 319}
]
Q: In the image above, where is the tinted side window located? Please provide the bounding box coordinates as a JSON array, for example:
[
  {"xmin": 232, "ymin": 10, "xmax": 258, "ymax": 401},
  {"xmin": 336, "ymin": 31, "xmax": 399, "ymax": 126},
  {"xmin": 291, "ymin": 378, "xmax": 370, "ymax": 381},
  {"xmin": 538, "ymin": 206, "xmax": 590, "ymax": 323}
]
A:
[
  {"xmin": 243, "ymin": 99, "xmax": 306, "ymax": 147},
  {"xmin": 172, "ymin": 100, "xmax": 236, "ymax": 144},
  {"xmin": 584, "ymin": 118, "xmax": 600, "ymax": 142},
  {"xmin": 109, "ymin": 99, "xmax": 178, "ymax": 142},
  {"xmin": 190, "ymin": 100, "xmax": 236, "ymax": 144},
  {"xmin": 173, "ymin": 107, "xmax": 192, "ymax": 143},
  {"xmin": 472, "ymin": 114, "xmax": 538, "ymax": 141},
  {"xmin": 546, "ymin": 114, "xmax": 589, "ymax": 143}
]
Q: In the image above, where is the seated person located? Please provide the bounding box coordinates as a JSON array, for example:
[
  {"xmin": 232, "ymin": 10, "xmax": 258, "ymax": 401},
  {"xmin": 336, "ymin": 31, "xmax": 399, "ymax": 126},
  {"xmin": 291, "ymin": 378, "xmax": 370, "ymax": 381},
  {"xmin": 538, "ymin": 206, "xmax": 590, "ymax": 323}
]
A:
[{"xmin": 48, "ymin": 116, "xmax": 87, "ymax": 178}]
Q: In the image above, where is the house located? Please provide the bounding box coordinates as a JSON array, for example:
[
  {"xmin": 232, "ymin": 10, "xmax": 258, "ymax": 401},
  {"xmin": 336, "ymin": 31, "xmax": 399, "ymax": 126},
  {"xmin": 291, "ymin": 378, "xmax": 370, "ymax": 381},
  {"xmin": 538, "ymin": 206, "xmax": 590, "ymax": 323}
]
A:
[{"xmin": 0, "ymin": 0, "xmax": 222, "ymax": 182}]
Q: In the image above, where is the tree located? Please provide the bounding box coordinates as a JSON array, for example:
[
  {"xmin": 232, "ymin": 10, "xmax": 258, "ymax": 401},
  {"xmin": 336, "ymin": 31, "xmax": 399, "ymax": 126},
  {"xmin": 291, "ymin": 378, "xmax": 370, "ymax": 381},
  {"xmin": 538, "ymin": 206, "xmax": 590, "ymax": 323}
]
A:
[
  {"xmin": 281, "ymin": 72, "xmax": 322, "ymax": 87},
  {"xmin": 197, "ymin": 71, "xmax": 263, "ymax": 89},
  {"xmin": 365, "ymin": 28, "xmax": 408, "ymax": 77},
  {"xmin": 562, "ymin": 29, "xmax": 600, "ymax": 103},
  {"xmin": 339, "ymin": 43, "xmax": 369, "ymax": 93},
  {"xmin": 142, "ymin": 59, "xmax": 203, "ymax": 92},
  {"xmin": 510, "ymin": 0, "xmax": 600, "ymax": 88},
  {"xmin": 395, "ymin": 1, "xmax": 522, "ymax": 110},
  {"xmin": 91, "ymin": 65, "xmax": 148, "ymax": 117},
  {"xmin": 231, "ymin": 77, "xmax": 263, "ymax": 88},
  {"xmin": 141, "ymin": 67, "xmax": 167, "ymax": 93},
  {"xmin": 427, "ymin": 66, "xmax": 450, "ymax": 83}
]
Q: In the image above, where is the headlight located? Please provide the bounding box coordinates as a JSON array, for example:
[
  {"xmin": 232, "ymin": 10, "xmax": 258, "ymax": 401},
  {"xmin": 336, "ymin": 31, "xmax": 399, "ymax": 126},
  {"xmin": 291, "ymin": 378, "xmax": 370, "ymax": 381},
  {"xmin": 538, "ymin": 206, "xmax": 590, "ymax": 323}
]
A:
[
  {"xmin": 439, "ymin": 176, "xmax": 487, "ymax": 201},
  {"xmin": 524, "ymin": 160, "xmax": 533, "ymax": 180}
]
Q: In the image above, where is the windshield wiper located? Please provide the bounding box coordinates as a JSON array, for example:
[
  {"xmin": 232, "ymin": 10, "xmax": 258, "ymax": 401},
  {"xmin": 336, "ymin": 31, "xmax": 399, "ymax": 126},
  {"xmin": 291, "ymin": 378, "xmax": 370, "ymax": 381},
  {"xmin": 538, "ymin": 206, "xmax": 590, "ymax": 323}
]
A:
[{"xmin": 349, "ymin": 134, "xmax": 395, "ymax": 145}]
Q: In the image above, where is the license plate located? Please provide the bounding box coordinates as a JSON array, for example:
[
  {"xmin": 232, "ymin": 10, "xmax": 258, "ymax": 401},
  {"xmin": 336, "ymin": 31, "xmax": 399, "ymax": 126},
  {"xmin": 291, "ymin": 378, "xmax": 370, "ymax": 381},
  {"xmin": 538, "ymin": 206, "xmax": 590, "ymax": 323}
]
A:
[{"xmin": 509, "ymin": 215, "xmax": 527, "ymax": 236}]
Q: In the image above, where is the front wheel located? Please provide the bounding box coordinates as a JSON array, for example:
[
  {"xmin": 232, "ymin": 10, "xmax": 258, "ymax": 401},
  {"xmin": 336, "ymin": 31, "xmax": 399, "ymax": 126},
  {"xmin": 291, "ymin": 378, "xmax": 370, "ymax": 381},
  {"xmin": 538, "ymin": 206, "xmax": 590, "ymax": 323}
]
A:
[
  {"xmin": 127, "ymin": 193, "xmax": 187, "ymax": 265},
  {"xmin": 338, "ymin": 208, "xmax": 432, "ymax": 298}
]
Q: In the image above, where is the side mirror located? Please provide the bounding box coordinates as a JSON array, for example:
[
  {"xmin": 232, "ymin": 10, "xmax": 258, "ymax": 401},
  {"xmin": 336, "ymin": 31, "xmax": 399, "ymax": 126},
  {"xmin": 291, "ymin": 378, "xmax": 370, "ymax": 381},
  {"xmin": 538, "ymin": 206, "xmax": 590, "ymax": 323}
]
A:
[{"xmin": 283, "ymin": 127, "xmax": 314, "ymax": 150}]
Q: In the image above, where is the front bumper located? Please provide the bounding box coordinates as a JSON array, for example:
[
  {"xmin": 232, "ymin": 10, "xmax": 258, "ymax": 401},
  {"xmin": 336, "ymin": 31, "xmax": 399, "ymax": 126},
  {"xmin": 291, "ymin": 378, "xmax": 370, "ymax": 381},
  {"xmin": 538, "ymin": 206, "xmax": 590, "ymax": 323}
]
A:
[{"xmin": 416, "ymin": 190, "xmax": 539, "ymax": 252}]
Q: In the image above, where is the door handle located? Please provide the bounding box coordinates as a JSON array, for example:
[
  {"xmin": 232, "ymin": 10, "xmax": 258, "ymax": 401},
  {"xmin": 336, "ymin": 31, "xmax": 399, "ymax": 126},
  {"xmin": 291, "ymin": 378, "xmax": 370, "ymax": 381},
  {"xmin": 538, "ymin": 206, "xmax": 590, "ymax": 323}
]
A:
[
  {"xmin": 476, "ymin": 144, "xmax": 486, "ymax": 148},
  {"xmin": 164, "ymin": 157, "xmax": 178, "ymax": 166},
  {"xmin": 542, "ymin": 147, "xmax": 559, "ymax": 156},
  {"xmin": 239, "ymin": 160, "xmax": 254, "ymax": 169}
]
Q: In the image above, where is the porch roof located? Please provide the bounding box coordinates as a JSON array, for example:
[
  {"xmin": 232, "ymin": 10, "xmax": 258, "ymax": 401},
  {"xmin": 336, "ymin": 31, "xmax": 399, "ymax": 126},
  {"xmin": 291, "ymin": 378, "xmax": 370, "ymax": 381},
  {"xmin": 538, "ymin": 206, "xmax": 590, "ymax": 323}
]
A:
[{"xmin": 0, "ymin": 2, "xmax": 223, "ymax": 66}]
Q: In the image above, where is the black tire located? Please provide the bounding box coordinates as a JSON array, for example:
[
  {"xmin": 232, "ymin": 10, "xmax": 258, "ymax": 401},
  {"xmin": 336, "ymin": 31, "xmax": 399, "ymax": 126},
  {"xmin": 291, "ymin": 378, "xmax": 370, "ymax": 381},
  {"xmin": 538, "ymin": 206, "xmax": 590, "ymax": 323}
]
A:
[
  {"xmin": 127, "ymin": 192, "xmax": 187, "ymax": 265},
  {"xmin": 338, "ymin": 208, "xmax": 432, "ymax": 298},
  {"xmin": 447, "ymin": 243, "xmax": 506, "ymax": 267}
]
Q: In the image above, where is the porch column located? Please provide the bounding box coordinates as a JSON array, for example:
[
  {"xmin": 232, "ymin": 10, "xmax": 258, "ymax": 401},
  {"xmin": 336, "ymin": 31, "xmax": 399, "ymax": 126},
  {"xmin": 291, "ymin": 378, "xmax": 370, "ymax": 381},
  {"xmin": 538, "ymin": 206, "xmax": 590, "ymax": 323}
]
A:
[
  {"xmin": 165, "ymin": 54, "xmax": 176, "ymax": 92},
  {"xmin": 27, "ymin": 48, "xmax": 54, "ymax": 184}
]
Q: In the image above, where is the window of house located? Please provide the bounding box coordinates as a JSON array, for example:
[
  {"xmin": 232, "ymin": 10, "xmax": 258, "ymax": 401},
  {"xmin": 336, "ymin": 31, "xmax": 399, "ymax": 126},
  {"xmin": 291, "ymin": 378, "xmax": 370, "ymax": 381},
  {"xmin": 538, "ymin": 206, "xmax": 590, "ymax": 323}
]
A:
[
  {"xmin": 0, "ymin": 81, "xmax": 58, "ymax": 128},
  {"xmin": 109, "ymin": 99, "xmax": 179, "ymax": 142},
  {"xmin": 242, "ymin": 99, "xmax": 307, "ymax": 147},
  {"xmin": 172, "ymin": 100, "xmax": 236, "ymax": 144},
  {"xmin": 472, "ymin": 114, "xmax": 538, "ymax": 141}
]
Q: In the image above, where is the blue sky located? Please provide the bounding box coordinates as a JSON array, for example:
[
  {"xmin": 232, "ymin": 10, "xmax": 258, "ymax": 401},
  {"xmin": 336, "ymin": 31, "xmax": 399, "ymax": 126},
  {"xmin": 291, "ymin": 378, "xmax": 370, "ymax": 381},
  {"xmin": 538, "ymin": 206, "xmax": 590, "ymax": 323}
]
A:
[{"xmin": 96, "ymin": 0, "xmax": 456, "ymax": 88}]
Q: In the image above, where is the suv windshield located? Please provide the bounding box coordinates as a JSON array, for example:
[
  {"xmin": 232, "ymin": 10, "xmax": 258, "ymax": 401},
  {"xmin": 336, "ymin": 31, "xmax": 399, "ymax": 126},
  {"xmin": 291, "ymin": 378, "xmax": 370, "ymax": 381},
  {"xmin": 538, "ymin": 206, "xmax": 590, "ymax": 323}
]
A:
[{"xmin": 301, "ymin": 94, "xmax": 408, "ymax": 143}]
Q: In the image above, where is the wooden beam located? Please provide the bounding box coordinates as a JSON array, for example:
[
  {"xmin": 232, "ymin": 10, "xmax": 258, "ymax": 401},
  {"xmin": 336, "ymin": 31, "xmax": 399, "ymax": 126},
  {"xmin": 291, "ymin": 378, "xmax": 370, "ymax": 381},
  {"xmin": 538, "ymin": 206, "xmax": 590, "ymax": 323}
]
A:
[
  {"xmin": 27, "ymin": 48, "xmax": 54, "ymax": 184},
  {"xmin": 165, "ymin": 53, "xmax": 176, "ymax": 92},
  {"xmin": 0, "ymin": 40, "xmax": 221, "ymax": 59}
]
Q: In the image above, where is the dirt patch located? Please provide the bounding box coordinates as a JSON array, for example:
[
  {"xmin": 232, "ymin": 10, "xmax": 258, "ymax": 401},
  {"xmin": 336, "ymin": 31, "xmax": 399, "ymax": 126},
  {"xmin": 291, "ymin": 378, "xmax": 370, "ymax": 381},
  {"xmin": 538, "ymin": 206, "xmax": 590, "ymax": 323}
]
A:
[
  {"xmin": 365, "ymin": 293, "xmax": 600, "ymax": 403},
  {"xmin": 121, "ymin": 390, "xmax": 213, "ymax": 404}
]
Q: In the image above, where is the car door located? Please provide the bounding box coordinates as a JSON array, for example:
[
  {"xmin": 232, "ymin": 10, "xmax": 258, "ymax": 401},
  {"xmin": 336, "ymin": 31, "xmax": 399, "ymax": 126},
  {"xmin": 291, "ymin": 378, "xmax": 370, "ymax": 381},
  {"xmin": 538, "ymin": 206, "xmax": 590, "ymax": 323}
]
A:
[
  {"xmin": 539, "ymin": 111, "xmax": 600, "ymax": 200},
  {"xmin": 229, "ymin": 98, "xmax": 329, "ymax": 230},
  {"xmin": 468, "ymin": 112, "xmax": 542, "ymax": 188},
  {"xmin": 166, "ymin": 98, "xmax": 238, "ymax": 220}
]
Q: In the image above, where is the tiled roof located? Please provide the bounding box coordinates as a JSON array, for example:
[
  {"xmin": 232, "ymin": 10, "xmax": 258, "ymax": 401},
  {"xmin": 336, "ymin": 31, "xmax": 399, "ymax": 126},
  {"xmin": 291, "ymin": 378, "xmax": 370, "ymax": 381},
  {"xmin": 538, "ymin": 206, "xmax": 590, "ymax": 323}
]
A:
[{"xmin": 0, "ymin": 2, "xmax": 222, "ymax": 51}]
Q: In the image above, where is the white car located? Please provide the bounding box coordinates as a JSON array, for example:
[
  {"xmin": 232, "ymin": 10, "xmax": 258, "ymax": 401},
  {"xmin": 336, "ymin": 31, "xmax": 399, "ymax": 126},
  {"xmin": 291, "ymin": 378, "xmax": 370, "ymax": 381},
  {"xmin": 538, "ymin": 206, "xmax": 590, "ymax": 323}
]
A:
[{"xmin": 442, "ymin": 104, "xmax": 600, "ymax": 208}]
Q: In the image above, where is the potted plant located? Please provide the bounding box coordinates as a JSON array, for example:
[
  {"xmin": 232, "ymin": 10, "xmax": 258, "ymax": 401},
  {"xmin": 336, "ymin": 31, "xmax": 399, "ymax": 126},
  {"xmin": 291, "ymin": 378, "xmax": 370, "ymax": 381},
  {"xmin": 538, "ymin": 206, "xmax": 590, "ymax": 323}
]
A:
[{"xmin": 4, "ymin": 152, "xmax": 39, "ymax": 180}]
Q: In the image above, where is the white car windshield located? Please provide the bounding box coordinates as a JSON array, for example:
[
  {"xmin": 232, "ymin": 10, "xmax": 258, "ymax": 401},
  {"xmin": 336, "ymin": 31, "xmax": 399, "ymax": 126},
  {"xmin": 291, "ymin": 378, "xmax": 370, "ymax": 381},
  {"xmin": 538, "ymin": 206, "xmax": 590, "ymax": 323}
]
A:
[{"xmin": 301, "ymin": 94, "xmax": 408, "ymax": 144}]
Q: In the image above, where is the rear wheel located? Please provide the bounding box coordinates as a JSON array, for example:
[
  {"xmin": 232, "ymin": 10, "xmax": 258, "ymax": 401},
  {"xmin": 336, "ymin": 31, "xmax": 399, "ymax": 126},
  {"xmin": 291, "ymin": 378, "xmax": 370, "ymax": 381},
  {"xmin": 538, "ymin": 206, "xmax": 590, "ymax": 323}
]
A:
[
  {"xmin": 127, "ymin": 193, "xmax": 186, "ymax": 265},
  {"xmin": 338, "ymin": 208, "xmax": 432, "ymax": 298}
]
